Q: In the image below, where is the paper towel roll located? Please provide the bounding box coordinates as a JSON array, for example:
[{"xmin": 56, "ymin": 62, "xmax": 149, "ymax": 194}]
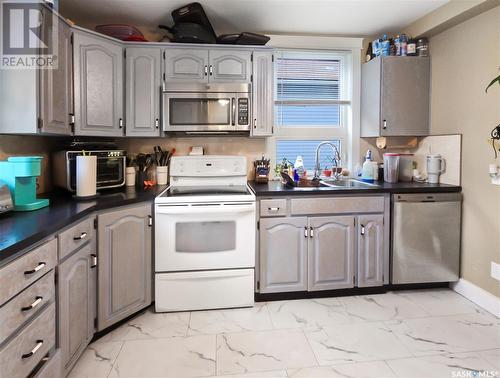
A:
[{"xmin": 76, "ymin": 155, "xmax": 97, "ymax": 197}]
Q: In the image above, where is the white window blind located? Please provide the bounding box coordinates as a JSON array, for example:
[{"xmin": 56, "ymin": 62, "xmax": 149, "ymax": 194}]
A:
[{"xmin": 275, "ymin": 50, "xmax": 350, "ymax": 127}]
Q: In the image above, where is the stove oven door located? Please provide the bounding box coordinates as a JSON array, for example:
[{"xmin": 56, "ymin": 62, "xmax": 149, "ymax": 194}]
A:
[{"xmin": 155, "ymin": 201, "xmax": 256, "ymax": 272}]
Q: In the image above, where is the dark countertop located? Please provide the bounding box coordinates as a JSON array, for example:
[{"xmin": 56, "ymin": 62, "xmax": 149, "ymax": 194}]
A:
[
  {"xmin": 0, "ymin": 185, "xmax": 167, "ymax": 267},
  {"xmin": 0, "ymin": 179, "xmax": 461, "ymax": 267},
  {"xmin": 249, "ymin": 180, "xmax": 462, "ymax": 196}
]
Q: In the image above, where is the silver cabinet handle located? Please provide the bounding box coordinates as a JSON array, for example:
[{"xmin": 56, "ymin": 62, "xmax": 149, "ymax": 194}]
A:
[
  {"xmin": 268, "ymin": 207, "xmax": 280, "ymax": 212},
  {"xmin": 309, "ymin": 227, "xmax": 314, "ymax": 238},
  {"xmin": 21, "ymin": 296, "xmax": 43, "ymax": 312},
  {"xmin": 90, "ymin": 254, "xmax": 97, "ymax": 268},
  {"xmin": 253, "ymin": 119, "xmax": 257, "ymax": 129},
  {"xmin": 73, "ymin": 232, "xmax": 87, "ymax": 241},
  {"xmin": 209, "ymin": 65, "xmax": 213, "ymax": 76},
  {"xmin": 382, "ymin": 120, "xmax": 387, "ymax": 130},
  {"xmin": 231, "ymin": 98, "xmax": 236, "ymax": 126},
  {"xmin": 155, "ymin": 118, "xmax": 159, "ymax": 129},
  {"xmin": 204, "ymin": 65, "xmax": 208, "ymax": 76},
  {"xmin": 24, "ymin": 262, "xmax": 46, "ymax": 275},
  {"xmin": 22, "ymin": 340, "xmax": 43, "ymax": 359},
  {"xmin": 119, "ymin": 118, "xmax": 124, "ymax": 129},
  {"xmin": 360, "ymin": 224, "xmax": 365, "ymax": 236},
  {"xmin": 304, "ymin": 227, "xmax": 308, "ymax": 238}
]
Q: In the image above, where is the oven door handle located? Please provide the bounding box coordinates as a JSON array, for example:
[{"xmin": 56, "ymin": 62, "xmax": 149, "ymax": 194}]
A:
[{"xmin": 155, "ymin": 203, "xmax": 255, "ymax": 215}]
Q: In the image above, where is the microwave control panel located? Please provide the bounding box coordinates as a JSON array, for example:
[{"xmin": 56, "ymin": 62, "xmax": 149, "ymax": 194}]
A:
[{"xmin": 238, "ymin": 98, "xmax": 249, "ymax": 125}]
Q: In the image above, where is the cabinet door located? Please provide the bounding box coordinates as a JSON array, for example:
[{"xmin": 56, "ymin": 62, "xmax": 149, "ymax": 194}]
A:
[
  {"xmin": 308, "ymin": 216, "xmax": 355, "ymax": 291},
  {"xmin": 209, "ymin": 50, "xmax": 252, "ymax": 83},
  {"xmin": 381, "ymin": 57, "xmax": 430, "ymax": 136},
  {"xmin": 97, "ymin": 203, "xmax": 152, "ymax": 330},
  {"xmin": 73, "ymin": 32, "xmax": 124, "ymax": 136},
  {"xmin": 251, "ymin": 51, "xmax": 274, "ymax": 137},
  {"xmin": 164, "ymin": 48, "xmax": 208, "ymax": 83},
  {"xmin": 259, "ymin": 217, "xmax": 308, "ymax": 293},
  {"xmin": 39, "ymin": 13, "xmax": 73, "ymax": 135},
  {"xmin": 58, "ymin": 243, "xmax": 96, "ymax": 375},
  {"xmin": 357, "ymin": 214, "xmax": 384, "ymax": 287},
  {"xmin": 125, "ymin": 47, "xmax": 161, "ymax": 136}
]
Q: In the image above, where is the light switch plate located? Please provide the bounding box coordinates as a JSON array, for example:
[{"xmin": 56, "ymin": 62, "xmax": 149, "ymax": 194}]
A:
[{"xmin": 491, "ymin": 261, "xmax": 500, "ymax": 281}]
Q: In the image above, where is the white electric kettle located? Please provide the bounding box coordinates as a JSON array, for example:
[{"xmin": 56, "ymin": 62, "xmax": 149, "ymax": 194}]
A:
[{"xmin": 426, "ymin": 154, "xmax": 446, "ymax": 184}]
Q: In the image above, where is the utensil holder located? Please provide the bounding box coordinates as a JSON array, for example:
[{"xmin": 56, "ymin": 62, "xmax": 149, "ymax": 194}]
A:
[
  {"xmin": 125, "ymin": 167, "xmax": 136, "ymax": 186},
  {"xmin": 136, "ymin": 171, "xmax": 147, "ymax": 187},
  {"xmin": 156, "ymin": 166, "xmax": 168, "ymax": 186}
]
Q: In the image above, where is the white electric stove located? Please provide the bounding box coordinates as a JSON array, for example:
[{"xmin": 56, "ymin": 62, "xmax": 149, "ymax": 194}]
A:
[{"xmin": 154, "ymin": 155, "xmax": 256, "ymax": 312}]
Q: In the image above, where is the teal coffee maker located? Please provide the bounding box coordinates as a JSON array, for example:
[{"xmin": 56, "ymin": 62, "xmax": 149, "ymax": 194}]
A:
[{"xmin": 0, "ymin": 157, "xmax": 49, "ymax": 211}]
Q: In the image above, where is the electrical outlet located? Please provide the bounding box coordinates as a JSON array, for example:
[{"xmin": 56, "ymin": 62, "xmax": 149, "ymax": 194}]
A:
[{"xmin": 491, "ymin": 262, "xmax": 500, "ymax": 281}]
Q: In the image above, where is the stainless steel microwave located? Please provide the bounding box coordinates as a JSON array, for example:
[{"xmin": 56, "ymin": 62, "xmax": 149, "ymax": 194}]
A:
[
  {"xmin": 162, "ymin": 83, "xmax": 251, "ymax": 133},
  {"xmin": 52, "ymin": 150, "xmax": 126, "ymax": 192}
]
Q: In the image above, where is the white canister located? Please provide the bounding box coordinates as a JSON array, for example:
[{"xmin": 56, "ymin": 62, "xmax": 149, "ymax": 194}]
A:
[
  {"xmin": 76, "ymin": 155, "xmax": 97, "ymax": 197},
  {"xmin": 125, "ymin": 167, "xmax": 136, "ymax": 186},
  {"xmin": 156, "ymin": 166, "xmax": 168, "ymax": 186},
  {"xmin": 370, "ymin": 161, "xmax": 379, "ymax": 181},
  {"xmin": 427, "ymin": 154, "xmax": 446, "ymax": 184}
]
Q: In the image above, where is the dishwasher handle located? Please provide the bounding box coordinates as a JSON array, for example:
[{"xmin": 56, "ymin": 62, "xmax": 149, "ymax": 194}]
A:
[{"xmin": 394, "ymin": 192, "xmax": 462, "ymax": 203}]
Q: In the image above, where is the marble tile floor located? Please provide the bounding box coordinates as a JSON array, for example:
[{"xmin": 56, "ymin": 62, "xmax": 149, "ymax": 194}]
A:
[{"xmin": 68, "ymin": 289, "xmax": 500, "ymax": 378}]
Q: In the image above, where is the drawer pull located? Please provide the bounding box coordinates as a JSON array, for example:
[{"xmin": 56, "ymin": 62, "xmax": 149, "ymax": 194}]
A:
[
  {"xmin": 22, "ymin": 340, "xmax": 43, "ymax": 359},
  {"xmin": 73, "ymin": 232, "xmax": 87, "ymax": 241},
  {"xmin": 21, "ymin": 296, "xmax": 43, "ymax": 312},
  {"xmin": 309, "ymin": 227, "xmax": 314, "ymax": 238},
  {"xmin": 24, "ymin": 262, "xmax": 46, "ymax": 275},
  {"xmin": 91, "ymin": 254, "xmax": 97, "ymax": 268},
  {"xmin": 268, "ymin": 207, "xmax": 280, "ymax": 212},
  {"xmin": 304, "ymin": 227, "xmax": 308, "ymax": 238},
  {"xmin": 360, "ymin": 224, "xmax": 366, "ymax": 236}
]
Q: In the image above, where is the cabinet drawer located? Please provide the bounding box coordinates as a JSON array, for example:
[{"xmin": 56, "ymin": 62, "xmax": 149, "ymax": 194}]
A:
[
  {"xmin": 0, "ymin": 271, "xmax": 55, "ymax": 345},
  {"xmin": 58, "ymin": 217, "xmax": 94, "ymax": 260},
  {"xmin": 32, "ymin": 349, "xmax": 61, "ymax": 378},
  {"xmin": 260, "ymin": 199, "xmax": 287, "ymax": 217},
  {"xmin": 291, "ymin": 196, "xmax": 385, "ymax": 215},
  {"xmin": 0, "ymin": 303, "xmax": 55, "ymax": 378},
  {"xmin": 0, "ymin": 239, "xmax": 57, "ymax": 305}
]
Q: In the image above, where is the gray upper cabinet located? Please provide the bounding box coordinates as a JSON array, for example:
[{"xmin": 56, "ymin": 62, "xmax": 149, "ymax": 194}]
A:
[
  {"xmin": 361, "ymin": 56, "xmax": 430, "ymax": 137},
  {"xmin": 58, "ymin": 242, "xmax": 96, "ymax": 375},
  {"xmin": 125, "ymin": 47, "xmax": 162, "ymax": 136},
  {"xmin": 39, "ymin": 11, "xmax": 73, "ymax": 135},
  {"xmin": 73, "ymin": 31, "xmax": 124, "ymax": 136},
  {"xmin": 97, "ymin": 203, "xmax": 152, "ymax": 331},
  {"xmin": 209, "ymin": 50, "xmax": 252, "ymax": 83},
  {"xmin": 251, "ymin": 51, "xmax": 274, "ymax": 137},
  {"xmin": 308, "ymin": 216, "xmax": 355, "ymax": 291},
  {"xmin": 357, "ymin": 214, "xmax": 384, "ymax": 287},
  {"xmin": 164, "ymin": 48, "xmax": 208, "ymax": 83},
  {"xmin": 259, "ymin": 217, "xmax": 308, "ymax": 293}
]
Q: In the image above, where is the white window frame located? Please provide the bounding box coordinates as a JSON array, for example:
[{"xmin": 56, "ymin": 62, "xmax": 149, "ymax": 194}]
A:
[{"xmin": 265, "ymin": 35, "xmax": 362, "ymax": 178}]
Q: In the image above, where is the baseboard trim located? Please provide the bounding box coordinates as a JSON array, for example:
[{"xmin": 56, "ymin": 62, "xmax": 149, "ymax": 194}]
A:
[{"xmin": 451, "ymin": 279, "xmax": 500, "ymax": 318}]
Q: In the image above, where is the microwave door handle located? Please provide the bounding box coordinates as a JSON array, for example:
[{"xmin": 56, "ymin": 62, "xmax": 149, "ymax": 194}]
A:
[{"xmin": 231, "ymin": 98, "xmax": 236, "ymax": 126}]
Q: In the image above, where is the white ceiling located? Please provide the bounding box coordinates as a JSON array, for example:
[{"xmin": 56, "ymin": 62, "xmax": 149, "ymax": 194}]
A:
[{"xmin": 60, "ymin": 0, "xmax": 449, "ymax": 39}]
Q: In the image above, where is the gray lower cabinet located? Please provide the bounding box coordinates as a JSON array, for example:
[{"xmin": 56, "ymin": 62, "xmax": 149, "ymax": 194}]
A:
[
  {"xmin": 57, "ymin": 243, "xmax": 96, "ymax": 375},
  {"xmin": 251, "ymin": 51, "xmax": 274, "ymax": 137},
  {"xmin": 357, "ymin": 214, "xmax": 384, "ymax": 287},
  {"xmin": 361, "ymin": 56, "xmax": 430, "ymax": 137},
  {"xmin": 73, "ymin": 31, "xmax": 124, "ymax": 136},
  {"xmin": 39, "ymin": 11, "xmax": 73, "ymax": 135},
  {"xmin": 209, "ymin": 50, "xmax": 252, "ymax": 83},
  {"xmin": 125, "ymin": 47, "xmax": 162, "ymax": 136},
  {"xmin": 308, "ymin": 216, "xmax": 355, "ymax": 291},
  {"xmin": 259, "ymin": 217, "xmax": 308, "ymax": 293},
  {"xmin": 97, "ymin": 203, "xmax": 152, "ymax": 331}
]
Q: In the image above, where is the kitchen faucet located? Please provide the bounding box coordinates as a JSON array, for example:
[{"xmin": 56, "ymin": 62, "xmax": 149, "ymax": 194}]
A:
[{"xmin": 313, "ymin": 141, "xmax": 342, "ymax": 180}]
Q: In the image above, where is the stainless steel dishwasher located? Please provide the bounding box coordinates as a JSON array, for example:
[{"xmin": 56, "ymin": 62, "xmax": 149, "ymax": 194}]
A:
[{"xmin": 392, "ymin": 192, "xmax": 462, "ymax": 284}]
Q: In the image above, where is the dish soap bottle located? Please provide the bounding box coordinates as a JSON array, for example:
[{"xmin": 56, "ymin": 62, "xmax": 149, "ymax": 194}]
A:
[{"xmin": 361, "ymin": 150, "xmax": 375, "ymax": 182}]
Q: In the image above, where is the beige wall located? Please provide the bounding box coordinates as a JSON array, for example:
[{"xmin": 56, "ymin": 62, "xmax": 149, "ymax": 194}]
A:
[
  {"xmin": 429, "ymin": 6, "xmax": 500, "ymax": 296},
  {"xmin": 117, "ymin": 137, "xmax": 268, "ymax": 179}
]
